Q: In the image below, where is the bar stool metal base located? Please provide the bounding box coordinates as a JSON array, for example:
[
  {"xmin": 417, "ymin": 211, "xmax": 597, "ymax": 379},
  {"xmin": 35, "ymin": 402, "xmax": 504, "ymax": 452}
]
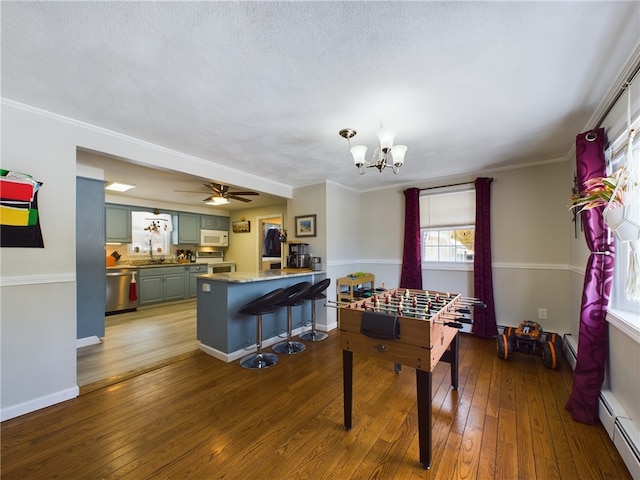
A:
[
  {"xmin": 272, "ymin": 340, "xmax": 306, "ymax": 354},
  {"xmin": 240, "ymin": 352, "xmax": 279, "ymax": 369},
  {"xmin": 299, "ymin": 330, "xmax": 328, "ymax": 342}
]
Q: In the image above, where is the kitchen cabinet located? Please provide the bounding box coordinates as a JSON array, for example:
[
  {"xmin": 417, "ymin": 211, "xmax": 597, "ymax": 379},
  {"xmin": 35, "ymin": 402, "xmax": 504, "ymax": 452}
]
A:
[
  {"xmin": 200, "ymin": 214, "xmax": 229, "ymax": 231},
  {"xmin": 175, "ymin": 212, "xmax": 200, "ymax": 244},
  {"xmin": 188, "ymin": 264, "xmax": 207, "ymax": 297},
  {"xmin": 138, "ymin": 266, "xmax": 188, "ymax": 306},
  {"xmin": 105, "ymin": 204, "xmax": 132, "ymax": 243}
]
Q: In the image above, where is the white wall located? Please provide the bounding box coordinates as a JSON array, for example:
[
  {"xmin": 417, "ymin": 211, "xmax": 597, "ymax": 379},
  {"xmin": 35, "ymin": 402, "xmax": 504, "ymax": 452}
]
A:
[
  {"xmin": 0, "ymin": 100, "xmax": 292, "ymax": 420},
  {"xmin": 355, "ymin": 161, "xmax": 573, "ymax": 334},
  {"xmin": 226, "ymin": 203, "xmax": 287, "ymax": 272}
]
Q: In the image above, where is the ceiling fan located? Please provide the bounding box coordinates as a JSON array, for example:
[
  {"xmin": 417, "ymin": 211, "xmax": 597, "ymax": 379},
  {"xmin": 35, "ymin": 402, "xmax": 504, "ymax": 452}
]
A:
[{"xmin": 175, "ymin": 183, "xmax": 260, "ymax": 203}]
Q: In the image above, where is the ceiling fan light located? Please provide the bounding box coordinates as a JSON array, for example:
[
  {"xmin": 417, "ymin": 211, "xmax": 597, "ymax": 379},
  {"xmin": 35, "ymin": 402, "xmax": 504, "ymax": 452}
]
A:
[
  {"xmin": 390, "ymin": 145, "xmax": 407, "ymax": 166},
  {"xmin": 206, "ymin": 196, "xmax": 230, "ymax": 205},
  {"xmin": 350, "ymin": 145, "xmax": 367, "ymax": 167},
  {"xmin": 377, "ymin": 128, "xmax": 396, "ymax": 152}
]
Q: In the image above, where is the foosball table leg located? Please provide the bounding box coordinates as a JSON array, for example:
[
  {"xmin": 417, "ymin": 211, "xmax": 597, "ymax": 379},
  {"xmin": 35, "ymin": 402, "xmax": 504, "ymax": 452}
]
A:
[
  {"xmin": 343, "ymin": 349, "xmax": 353, "ymax": 431},
  {"xmin": 416, "ymin": 369, "xmax": 433, "ymax": 469},
  {"xmin": 451, "ymin": 333, "xmax": 459, "ymax": 391}
]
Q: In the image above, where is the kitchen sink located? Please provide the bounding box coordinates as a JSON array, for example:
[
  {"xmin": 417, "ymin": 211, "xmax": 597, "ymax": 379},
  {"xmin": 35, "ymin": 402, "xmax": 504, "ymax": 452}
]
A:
[{"xmin": 130, "ymin": 259, "xmax": 181, "ymax": 266}]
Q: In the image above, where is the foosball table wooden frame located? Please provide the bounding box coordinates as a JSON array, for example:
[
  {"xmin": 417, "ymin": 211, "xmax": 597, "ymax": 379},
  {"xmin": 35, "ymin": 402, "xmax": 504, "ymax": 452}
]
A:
[{"xmin": 338, "ymin": 288, "xmax": 465, "ymax": 469}]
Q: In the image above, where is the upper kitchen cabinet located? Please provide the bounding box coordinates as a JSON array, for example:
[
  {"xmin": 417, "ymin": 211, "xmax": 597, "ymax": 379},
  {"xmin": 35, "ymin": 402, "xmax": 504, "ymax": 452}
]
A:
[
  {"xmin": 200, "ymin": 214, "xmax": 229, "ymax": 231},
  {"xmin": 105, "ymin": 204, "xmax": 132, "ymax": 243},
  {"xmin": 174, "ymin": 212, "xmax": 200, "ymax": 244}
]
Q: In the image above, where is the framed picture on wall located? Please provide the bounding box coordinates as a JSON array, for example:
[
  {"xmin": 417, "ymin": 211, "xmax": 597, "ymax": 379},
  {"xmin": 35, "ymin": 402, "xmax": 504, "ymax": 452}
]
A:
[
  {"xmin": 294, "ymin": 214, "xmax": 316, "ymax": 237},
  {"xmin": 232, "ymin": 220, "xmax": 250, "ymax": 233}
]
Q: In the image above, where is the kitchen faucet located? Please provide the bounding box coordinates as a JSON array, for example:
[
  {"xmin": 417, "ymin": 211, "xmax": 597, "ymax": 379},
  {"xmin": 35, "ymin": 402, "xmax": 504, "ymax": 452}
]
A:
[{"xmin": 148, "ymin": 238, "xmax": 154, "ymax": 262}]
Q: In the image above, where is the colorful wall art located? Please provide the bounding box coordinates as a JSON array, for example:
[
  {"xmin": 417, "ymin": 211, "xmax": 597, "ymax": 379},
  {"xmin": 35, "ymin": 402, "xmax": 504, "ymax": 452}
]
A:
[{"xmin": 0, "ymin": 169, "xmax": 45, "ymax": 248}]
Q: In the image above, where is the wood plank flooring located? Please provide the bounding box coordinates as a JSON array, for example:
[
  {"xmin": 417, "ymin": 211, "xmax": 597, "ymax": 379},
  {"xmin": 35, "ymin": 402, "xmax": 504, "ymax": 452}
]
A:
[
  {"xmin": 4, "ymin": 330, "xmax": 631, "ymax": 479},
  {"xmin": 77, "ymin": 300, "xmax": 198, "ymax": 388}
]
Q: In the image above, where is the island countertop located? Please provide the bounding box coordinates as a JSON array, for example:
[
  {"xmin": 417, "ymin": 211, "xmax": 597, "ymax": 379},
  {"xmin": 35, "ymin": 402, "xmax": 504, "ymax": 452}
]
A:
[
  {"xmin": 196, "ymin": 269, "xmax": 327, "ymax": 360},
  {"xmin": 196, "ymin": 269, "xmax": 323, "ymax": 283}
]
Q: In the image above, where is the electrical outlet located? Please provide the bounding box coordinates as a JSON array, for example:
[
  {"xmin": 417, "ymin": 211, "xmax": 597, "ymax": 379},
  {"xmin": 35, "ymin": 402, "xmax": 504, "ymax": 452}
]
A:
[{"xmin": 538, "ymin": 308, "xmax": 547, "ymax": 320}]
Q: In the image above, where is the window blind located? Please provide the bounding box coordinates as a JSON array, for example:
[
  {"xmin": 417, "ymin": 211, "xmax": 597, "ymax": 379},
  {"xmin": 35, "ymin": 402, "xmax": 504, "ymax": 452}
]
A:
[{"xmin": 419, "ymin": 190, "xmax": 475, "ymax": 228}]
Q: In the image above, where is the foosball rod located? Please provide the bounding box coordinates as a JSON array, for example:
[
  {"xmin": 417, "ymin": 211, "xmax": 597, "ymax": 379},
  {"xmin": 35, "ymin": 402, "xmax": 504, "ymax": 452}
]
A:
[{"xmin": 375, "ymin": 290, "xmax": 485, "ymax": 308}]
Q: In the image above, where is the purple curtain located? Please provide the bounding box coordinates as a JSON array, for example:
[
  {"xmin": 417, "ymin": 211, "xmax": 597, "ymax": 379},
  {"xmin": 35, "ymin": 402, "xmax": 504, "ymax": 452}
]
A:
[
  {"xmin": 472, "ymin": 177, "xmax": 497, "ymax": 338},
  {"xmin": 400, "ymin": 188, "xmax": 422, "ymax": 289},
  {"xmin": 566, "ymin": 128, "xmax": 615, "ymax": 425}
]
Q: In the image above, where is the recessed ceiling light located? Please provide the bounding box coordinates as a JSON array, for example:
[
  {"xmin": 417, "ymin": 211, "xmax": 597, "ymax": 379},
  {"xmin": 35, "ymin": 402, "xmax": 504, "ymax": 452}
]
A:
[{"xmin": 105, "ymin": 181, "xmax": 136, "ymax": 192}]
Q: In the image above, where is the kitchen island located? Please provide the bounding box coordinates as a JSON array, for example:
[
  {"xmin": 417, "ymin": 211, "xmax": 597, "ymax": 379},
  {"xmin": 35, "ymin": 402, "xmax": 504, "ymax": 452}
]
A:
[{"xmin": 196, "ymin": 270, "xmax": 326, "ymax": 362}]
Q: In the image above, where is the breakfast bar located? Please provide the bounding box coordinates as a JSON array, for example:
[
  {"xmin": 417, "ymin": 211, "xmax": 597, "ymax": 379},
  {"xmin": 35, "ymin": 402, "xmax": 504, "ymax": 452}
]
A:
[{"xmin": 196, "ymin": 270, "xmax": 326, "ymax": 362}]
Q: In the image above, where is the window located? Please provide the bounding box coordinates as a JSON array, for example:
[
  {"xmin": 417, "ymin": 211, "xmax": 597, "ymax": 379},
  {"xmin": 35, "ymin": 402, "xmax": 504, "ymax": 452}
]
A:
[
  {"xmin": 420, "ymin": 188, "xmax": 475, "ymax": 263},
  {"xmin": 607, "ymin": 121, "xmax": 640, "ymax": 321},
  {"xmin": 129, "ymin": 211, "xmax": 173, "ymax": 257}
]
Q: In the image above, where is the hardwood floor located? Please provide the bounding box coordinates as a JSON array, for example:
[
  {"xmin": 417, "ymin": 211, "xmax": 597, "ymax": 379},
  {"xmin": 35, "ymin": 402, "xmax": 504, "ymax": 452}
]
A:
[
  {"xmin": 3, "ymin": 331, "xmax": 631, "ymax": 479},
  {"xmin": 77, "ymin": 300, "xmax": 198, "ymax": 389}
]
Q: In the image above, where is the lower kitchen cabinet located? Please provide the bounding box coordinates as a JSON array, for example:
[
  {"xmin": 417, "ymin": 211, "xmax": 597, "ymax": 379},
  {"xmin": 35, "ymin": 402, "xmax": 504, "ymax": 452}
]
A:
[
  {"xmin": 188, "ymin": 264, "xmax": 207, "ymax": 297},
  {"xmin": 138, "ymin": 266, "xmax": 189, "ymax": 306}
]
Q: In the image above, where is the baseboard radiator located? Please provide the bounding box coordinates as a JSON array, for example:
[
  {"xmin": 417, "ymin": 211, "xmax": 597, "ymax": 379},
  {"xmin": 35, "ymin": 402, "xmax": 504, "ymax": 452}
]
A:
[{"xmin": 563, "ymin": 335, "xmax": 640, "ymax": 479}]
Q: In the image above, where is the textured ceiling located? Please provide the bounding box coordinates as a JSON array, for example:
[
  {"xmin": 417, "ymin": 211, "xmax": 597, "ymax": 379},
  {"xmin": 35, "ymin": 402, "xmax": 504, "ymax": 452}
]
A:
[{"xmin": 2, "ymin": 1, "xmax": 640, "ymax": 207}]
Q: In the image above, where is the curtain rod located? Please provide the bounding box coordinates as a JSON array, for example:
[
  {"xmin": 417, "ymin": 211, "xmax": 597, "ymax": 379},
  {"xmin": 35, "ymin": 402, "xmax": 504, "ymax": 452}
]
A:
[
  {"xmin": 593, "ymin": 60, "xmax": 640, "ymax": 130},
  {"xmin": 419, "ymin": 179, "xmax": 493, "ymax": 192}
]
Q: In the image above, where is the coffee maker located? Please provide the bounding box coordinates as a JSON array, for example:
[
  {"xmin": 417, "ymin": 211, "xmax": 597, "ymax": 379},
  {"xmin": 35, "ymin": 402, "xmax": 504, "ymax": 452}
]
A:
[{"xmin": 287, "ymin": 243, "xmax": 311, "ymax": 268}]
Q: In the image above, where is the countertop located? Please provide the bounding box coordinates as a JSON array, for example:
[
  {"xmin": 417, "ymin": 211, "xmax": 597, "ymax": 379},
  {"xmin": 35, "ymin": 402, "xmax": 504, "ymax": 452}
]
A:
[
  {"xmin": 106, "ymin": 261, "xmax": 224, "ymax": 270},
  {"xmin": 196, "ymin": 269, "xmax": 323, "ymax": 283}
]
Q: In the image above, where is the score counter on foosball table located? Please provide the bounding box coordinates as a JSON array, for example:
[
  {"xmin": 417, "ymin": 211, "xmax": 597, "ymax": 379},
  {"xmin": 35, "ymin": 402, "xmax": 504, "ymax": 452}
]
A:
[{"xmin": 338, "ymin": 288, "xmax": 476, "ymax": 469}]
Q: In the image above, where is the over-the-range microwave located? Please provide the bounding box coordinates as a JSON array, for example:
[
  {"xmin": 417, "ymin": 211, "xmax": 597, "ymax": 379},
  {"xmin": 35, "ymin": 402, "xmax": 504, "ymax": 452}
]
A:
[{"xmin": 200, "ymin": 229, "xmax": 228, "ymax": 247}]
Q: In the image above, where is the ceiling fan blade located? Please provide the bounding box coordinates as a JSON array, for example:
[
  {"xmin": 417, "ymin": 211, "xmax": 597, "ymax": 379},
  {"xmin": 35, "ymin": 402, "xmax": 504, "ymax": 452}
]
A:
[
  {"xmin": 227, "ymin": 191, "xmax": 259, "ymax": 196},
  {"xmin": 228, "ymin": 194, "xmax": 252, "ymax": 203}
]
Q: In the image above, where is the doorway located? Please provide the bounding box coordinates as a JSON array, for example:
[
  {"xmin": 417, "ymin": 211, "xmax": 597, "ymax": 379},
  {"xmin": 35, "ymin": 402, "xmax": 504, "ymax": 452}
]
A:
[{"xmin": 257, "ymin": 215, "xmax": 283, "ymax": 270}]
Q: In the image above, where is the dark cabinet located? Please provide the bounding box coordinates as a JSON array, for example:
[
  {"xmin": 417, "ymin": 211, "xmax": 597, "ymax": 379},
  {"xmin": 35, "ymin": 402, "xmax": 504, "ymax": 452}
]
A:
[
  {"xmin": 105, "ymin": 204, "xmax": 131, "ymax": 243},
  {"xmin": 175, "ymin": 212, "xmax": 200, "ymax": 244},
  {"xmin": 138, "ymin": 266, "xmax": 189, "ymax": 305},
  {"xmin": 200, "ymin": 215, "xmax": 229, "ymax": 231},
  {"xmin": 188, "ymin": 264, "xmax": 207, "ymax": 297}
]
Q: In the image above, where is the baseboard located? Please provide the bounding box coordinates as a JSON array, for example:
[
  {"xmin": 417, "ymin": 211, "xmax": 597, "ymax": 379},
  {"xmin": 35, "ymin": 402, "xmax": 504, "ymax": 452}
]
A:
[
  {"xmin": 198, "ymin": 326, "xmax": 308, "ymax": 363},
  {"xmin": 76, "ymin": 336, "xmax": 101, "ymax": 348},
  {"xmin": 1, "ymin": 386, "xmax": 79, "ymax": 422},
  {"xmin": 564, "ymin": 335, "xmax": 640, "ymax": 478}
]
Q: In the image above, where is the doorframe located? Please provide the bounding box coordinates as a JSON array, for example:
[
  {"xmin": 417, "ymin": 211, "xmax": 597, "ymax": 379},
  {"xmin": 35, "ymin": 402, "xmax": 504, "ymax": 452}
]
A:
[{"xmin": 256, "ymin": 214, "xmax": 284, "ymax": 271}]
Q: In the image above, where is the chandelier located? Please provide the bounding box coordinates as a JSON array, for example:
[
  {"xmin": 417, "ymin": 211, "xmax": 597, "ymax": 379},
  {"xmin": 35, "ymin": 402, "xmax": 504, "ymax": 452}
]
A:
[{"xmin": 339, "ymin": 125, "xmax": 407, "ymax": 174}]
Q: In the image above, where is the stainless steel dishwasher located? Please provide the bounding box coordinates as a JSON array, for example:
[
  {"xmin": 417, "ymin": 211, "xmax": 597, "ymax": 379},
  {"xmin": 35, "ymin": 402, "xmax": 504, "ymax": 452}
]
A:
[{"xmin": 106, "ymin": 269, "xmax": 138, "ymax": 314}]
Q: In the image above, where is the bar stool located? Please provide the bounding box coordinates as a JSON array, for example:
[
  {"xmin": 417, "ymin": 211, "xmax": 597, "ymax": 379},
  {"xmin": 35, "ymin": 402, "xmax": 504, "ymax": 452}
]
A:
[
  {"xmin": 299, "ymin": 278, "xmax": 331, "ymax": 342},
  {"xmin": 272, "ymin": 281, "xmax": 311, "ymax": 354},
  {"xmin": 238, "ymin": 288, "xmax": 284, "ymax": 369}
]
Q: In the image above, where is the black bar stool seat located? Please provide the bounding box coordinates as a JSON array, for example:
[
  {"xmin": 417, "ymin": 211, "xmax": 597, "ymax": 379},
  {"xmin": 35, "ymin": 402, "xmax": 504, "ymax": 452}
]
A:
[
  {"xmin": 272, "ymin": 281, "xmax": 311, "ymax": 354},
  {"xmin": 299, "ymin": 278, "xmax": 331, "ymax": 342},
  {"xmin": 238, "ymin": 288, "xmax": 284, "ymax": 369}
]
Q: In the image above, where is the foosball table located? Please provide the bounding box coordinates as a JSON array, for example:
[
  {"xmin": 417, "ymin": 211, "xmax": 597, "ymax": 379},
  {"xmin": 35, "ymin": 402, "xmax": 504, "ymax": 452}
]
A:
[{"xmin": 338, "ymin": 287, "xmax": 483, "ymax": 469}]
